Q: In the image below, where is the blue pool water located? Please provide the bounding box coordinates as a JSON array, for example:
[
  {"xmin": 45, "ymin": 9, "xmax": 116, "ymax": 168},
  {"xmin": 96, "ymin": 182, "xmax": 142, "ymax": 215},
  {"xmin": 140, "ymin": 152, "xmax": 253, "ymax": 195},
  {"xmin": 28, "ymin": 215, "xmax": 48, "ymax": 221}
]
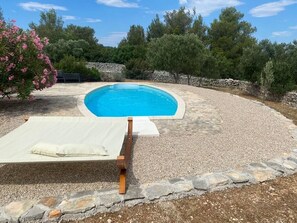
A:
[{"xmin": 84, "ymin": 84, "xmax": 178, "ymax": 117}]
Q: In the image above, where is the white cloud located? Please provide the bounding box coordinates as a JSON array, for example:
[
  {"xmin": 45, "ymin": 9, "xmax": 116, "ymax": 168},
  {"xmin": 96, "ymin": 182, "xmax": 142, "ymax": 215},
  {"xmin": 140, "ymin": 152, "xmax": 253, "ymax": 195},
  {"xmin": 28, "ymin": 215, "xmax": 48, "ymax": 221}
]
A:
[
  {"xmin": 250, "ymin": 0, "xmax": 297, "ymax": 17},
  {"xmin": 179, "ymin": 0, "xmax": 243, "ymax": 16},
  {"xmin": 63, "ymin": 15, "xmax": 77, "ymax": 20},
  {"xmin": 96, "ymin": 0, "xmax": 139, "ymax": 8},
  {"xmin": 99, "ymin": 32, "xmax": 127, "ymax": 47},
  {"xmin": 272, "ymin": 31, "xmax": 291, "ymax": 36},
  {"xmin": 19, "ymin": 2, "xmax": 67, "ymax": 11},
  {"xmin": 179, "ymin": 0, "xmax": 188, "ymax": 4},
  {"xmin": 289, "ymin": 25, "xmax": 297, "ymax": 29},
  {"xmin": 85, "ymin": 18, "xmax": 102, "ymax": 23}
]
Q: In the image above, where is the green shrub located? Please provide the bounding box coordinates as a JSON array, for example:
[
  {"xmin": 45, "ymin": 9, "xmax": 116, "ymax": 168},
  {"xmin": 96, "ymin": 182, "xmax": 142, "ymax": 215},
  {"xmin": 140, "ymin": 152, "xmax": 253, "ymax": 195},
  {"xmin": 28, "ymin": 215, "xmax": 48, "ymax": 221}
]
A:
[
  {"xmin": 260, "ymin": 60, "xmax": 274, "ymax": 88},
  {"xmin": 147, "ymin": 34, "xmax": 206, "ymax": 84},
  {"xmin": 113, "ymin": 73, "xmax": 125, "ymax": 82},
  {"xmin": 124, "ymin": 58, "xmax": 150, "ymax": 80},
  {"xmin": 269, "ymin": 61, "xmax": 295, "ymax": 96},
  {"xmin": 55, "ymin": 55, "xmax": 100, "ymax": 81}
]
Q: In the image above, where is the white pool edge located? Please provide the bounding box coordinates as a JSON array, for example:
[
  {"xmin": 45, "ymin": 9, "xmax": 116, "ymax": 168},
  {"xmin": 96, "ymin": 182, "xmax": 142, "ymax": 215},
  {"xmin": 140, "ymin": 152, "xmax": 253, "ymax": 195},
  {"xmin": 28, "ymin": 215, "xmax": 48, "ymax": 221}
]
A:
[{"xmin": 77, "ymin": 82, "xmax": 185, "ymax": 120}]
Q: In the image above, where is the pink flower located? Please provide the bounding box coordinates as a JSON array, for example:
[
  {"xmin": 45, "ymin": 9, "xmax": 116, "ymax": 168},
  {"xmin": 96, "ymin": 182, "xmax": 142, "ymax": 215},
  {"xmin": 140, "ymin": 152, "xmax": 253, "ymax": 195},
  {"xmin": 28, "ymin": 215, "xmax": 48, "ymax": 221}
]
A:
[
  {"xmin": 11, "ymin": 19, "xmax": 16, "ymax": 23},
  {"xmin": 21, "ymin": 67, "xmax": 28, "ymax": 73},
  {"xmin": 30, "ymin": 30, "xmax": 36, "ymax": 37},
  {"xmin": 6, "ymin": 63, "xmax": 16, "ymax": 72},
  {"xmin": 44, "ymin": 56, "xmax": 51, "ymax": 65},
  {"xmin": 16, "ymin": 35, "xmax": 22, "ymax": 42},
  {"xmin": 41, "ymin": 78, "xmax": 47, "ymax": 84},
  {"xmin": 22, "ymin": 43, "xmax": 27, "ymax": 50},
  {"xmin": 11, "ymin": 26, "xmax": 19, "ymax": 33},
  {"xmin": 22, "ymin": 35, "xmax": 27, "ymax": 41},
  {"xmin": 8, "ymin": 75, "xmax": 14, "ymax": 81},
  {"xmin": 32, "ymin": 80, "xmax": 39, "ymax": 89},
  {"xmin": 37, "ymin": 54, "xmax": 44, "ymax": 59},
  {"xmin": 43, "ymin": 68, "xmax": 49, "ymax": 76}
]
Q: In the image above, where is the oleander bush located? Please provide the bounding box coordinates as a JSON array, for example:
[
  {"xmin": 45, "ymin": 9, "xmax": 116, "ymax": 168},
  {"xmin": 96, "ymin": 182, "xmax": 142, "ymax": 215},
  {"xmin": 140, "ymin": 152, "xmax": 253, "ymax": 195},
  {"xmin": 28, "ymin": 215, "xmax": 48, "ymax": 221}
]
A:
[{"xmin": 0, "ymin": 20, "xmax": 57, "ymax": 99}]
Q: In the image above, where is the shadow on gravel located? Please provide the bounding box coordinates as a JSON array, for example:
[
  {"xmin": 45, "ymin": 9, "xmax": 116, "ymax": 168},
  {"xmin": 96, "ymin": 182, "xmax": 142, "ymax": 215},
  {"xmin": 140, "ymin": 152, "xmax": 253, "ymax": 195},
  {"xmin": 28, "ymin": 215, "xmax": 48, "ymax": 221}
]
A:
[{"xmin": 0, "ymin": 97, "xmax": 79, "ymax": 117}]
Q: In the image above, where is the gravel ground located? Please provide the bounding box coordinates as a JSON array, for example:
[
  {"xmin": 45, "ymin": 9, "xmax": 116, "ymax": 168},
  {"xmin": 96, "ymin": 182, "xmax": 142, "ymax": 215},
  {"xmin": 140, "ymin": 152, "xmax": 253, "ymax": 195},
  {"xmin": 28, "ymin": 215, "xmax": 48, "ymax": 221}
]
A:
[{"xmin": 0, "ymin": 82, "xmax": 296, "ymax": 206}]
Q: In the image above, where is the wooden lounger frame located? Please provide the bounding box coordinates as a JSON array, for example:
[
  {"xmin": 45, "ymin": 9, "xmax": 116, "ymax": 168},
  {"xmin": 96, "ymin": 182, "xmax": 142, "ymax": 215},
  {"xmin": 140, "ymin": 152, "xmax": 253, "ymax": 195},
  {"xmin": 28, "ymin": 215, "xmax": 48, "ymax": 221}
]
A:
[{"xmin": 116, "ymin": 117, "xmax": 133, "ymax": 194}]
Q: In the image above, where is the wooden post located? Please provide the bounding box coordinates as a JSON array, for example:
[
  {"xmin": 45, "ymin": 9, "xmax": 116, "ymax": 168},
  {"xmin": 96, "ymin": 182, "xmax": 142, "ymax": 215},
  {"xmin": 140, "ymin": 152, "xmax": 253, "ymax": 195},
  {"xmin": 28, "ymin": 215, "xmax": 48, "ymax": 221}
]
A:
[{"xmin": 117, "ymin": 117, "xmax": 133, "ymax": 194}]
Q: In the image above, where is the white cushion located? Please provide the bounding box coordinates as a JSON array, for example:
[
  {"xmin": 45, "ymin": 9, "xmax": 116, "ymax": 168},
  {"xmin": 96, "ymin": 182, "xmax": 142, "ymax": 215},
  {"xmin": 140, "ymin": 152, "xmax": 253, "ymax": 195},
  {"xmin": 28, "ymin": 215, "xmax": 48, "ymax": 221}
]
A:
[{"xmin": 31, "ymin": 143, "xmax": 108, "ymax": 157}]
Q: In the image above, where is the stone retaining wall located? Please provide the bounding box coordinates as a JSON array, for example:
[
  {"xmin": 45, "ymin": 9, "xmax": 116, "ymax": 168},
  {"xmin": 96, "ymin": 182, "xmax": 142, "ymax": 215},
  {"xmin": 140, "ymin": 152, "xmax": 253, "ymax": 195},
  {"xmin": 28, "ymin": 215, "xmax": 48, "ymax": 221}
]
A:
[
  {"xmin": 283, "ymin": 91, "xmax": 297, "ymax": 108},
  {"xmin": 150, "ymin": 71, "xmax": 297, "ymax": 109},
  {"xmin": 87, "ymin": 62, "xmax": 125, "ymax": 82}
]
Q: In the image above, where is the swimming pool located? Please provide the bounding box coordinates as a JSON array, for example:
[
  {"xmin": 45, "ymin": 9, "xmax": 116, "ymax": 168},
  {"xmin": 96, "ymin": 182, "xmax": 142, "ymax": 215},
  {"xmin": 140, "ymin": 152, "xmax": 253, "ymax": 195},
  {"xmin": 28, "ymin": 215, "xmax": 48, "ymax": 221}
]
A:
[{"xmin": 84, "ymin": 84, "xmax": 178, "ymax": 117}]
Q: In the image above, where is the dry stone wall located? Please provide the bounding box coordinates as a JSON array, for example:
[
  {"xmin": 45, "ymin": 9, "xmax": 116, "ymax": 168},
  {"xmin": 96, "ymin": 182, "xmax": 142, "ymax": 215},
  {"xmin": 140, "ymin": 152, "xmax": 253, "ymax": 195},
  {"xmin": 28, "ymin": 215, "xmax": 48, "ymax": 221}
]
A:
[
  {"xmin": 283, "ymin": 91, "xmax": 297, "ymax": 108},
  {"xmin": 150, "ymin": 71, "xmax": 259, "ymax": 95},
  {"xmin": 87, "ymin": 62, "xmax": 125, "ymax": 81},
  {"xmin": 150, "ymin": 71, "xmax": 297, "ymax": 109}
]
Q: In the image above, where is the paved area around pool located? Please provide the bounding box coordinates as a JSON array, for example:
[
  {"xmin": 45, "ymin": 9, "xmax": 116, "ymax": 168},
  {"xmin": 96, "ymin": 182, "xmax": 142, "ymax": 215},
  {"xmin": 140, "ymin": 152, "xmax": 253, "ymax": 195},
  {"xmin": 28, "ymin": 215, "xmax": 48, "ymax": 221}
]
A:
[{"xmin": 0, "ymin": 82, "xmax": 296, "ymax": 207}]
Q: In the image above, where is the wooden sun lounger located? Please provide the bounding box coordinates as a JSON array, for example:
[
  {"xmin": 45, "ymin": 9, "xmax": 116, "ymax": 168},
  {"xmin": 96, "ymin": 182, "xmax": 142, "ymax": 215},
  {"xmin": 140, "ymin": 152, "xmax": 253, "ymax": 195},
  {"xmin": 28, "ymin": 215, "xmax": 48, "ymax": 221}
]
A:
[{"xmin": 0, "ymin": 117, "xmax": 133, "ymax": 194}]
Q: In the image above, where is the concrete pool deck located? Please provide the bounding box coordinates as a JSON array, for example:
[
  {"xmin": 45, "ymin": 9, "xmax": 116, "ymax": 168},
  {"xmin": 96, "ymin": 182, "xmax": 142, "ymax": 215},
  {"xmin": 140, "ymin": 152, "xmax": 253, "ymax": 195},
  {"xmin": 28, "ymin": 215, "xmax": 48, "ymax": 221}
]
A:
[{"xmin": 0, "ymin": 82, "xmax": 297, "ymax": 209}]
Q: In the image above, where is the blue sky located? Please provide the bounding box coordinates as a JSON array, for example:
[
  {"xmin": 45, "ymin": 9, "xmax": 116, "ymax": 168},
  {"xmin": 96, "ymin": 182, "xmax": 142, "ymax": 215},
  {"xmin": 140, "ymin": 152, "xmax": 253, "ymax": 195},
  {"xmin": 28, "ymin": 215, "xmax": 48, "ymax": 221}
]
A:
[{"xmin": 1, "ymin": 0, "xmax": 297, "ymax": 46}]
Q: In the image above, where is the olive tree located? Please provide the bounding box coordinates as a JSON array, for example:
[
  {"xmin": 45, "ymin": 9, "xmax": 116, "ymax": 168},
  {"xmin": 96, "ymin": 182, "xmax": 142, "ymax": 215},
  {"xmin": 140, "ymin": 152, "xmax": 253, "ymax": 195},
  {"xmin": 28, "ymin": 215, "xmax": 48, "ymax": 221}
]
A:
[{"xmin": 147, "ymin": 34, "xmax": 206, "ymax": 84}]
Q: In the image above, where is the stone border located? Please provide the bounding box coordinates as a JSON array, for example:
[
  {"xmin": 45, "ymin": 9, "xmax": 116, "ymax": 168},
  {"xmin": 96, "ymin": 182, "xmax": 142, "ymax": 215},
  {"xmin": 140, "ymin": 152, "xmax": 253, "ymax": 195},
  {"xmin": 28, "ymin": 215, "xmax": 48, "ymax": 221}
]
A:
[
  {"xmin": 2, "ymin": 148, "xmax": 297, "ymax": 222},
  {"xmin": 77, "ymin": 82, "xmax": 185, "ymax": 120}
]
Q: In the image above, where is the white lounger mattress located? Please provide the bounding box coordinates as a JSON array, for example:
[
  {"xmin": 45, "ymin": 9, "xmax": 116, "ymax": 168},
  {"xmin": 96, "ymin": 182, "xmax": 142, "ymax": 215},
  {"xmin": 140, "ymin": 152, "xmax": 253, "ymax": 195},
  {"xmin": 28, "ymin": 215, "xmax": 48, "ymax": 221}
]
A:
[{"xmin": 0, "ymin": 116, "xmax": 128, "ymax": 163}]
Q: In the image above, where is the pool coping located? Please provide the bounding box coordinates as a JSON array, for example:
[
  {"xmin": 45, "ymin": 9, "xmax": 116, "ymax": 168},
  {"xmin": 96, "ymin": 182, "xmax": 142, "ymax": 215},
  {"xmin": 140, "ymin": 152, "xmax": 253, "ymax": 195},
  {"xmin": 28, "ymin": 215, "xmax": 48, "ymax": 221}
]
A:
[{"xmin": 77, "ymin": 82, "xmax": 185, "ymax": 120}]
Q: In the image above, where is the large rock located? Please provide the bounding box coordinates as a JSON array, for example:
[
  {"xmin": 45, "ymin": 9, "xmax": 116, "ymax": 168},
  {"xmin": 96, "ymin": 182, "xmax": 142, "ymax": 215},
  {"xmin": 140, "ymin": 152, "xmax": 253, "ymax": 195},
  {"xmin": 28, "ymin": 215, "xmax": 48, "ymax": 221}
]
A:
[
  {"xmin": 20, "ymin": 205, "xmax": 45, "ymax": 222},
  {"xmin": 97, "ymin": 191, "xmax": 122, "ymax": 208},
  {"xmin": 225, "ymin": 170, "xmax": 251, "ymax": 184},
  {"xmin": 38, "ymin": 196, "xmax": 62, "ymax": 209},
  {"xmin": 59, "ymin": 196, "xmax": 96, "ymax": 214},
  {"xmin": 192, "ymin": 177, "xmax": 209, "ymax": 191},
  {"xmin": 245, "ymin": 164, "xmax": 279, "ymax": 183},
  {"xmin": 124, "ymin": 186, "xmax": 145, "ymax": 202},
  {"xmin": 4, "ymin": 200, "xmax": 35, "ymax": 222},
  {"xmin": 193, "ymin": 173, "xmax": 231, "ymax": 191},
  {"xmin": 0, "ymin": 209, "xmax": 9, "ymax": 223},
  {"xmin": 170, "ymin": 179, "xmax": 194, "ymax": 193},
  {"xmin": 142, "ymin": 182, "xmax": 175, "ymax": 201},
  {"xmin": 264, "ymin": 159, "xmax": 287, "ymax": 173}
]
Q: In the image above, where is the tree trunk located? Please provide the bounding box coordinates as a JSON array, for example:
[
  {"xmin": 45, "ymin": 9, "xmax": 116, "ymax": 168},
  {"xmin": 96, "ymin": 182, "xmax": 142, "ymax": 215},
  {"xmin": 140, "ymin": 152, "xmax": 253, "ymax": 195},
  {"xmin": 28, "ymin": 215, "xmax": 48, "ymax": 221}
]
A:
[
  {"xmin": 172, "ymin": 73, "xmax": 179, "ymax": 83},
  {"xmin": 187, "ymin": 75, "xmax": 191, "ymax": 85}
]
